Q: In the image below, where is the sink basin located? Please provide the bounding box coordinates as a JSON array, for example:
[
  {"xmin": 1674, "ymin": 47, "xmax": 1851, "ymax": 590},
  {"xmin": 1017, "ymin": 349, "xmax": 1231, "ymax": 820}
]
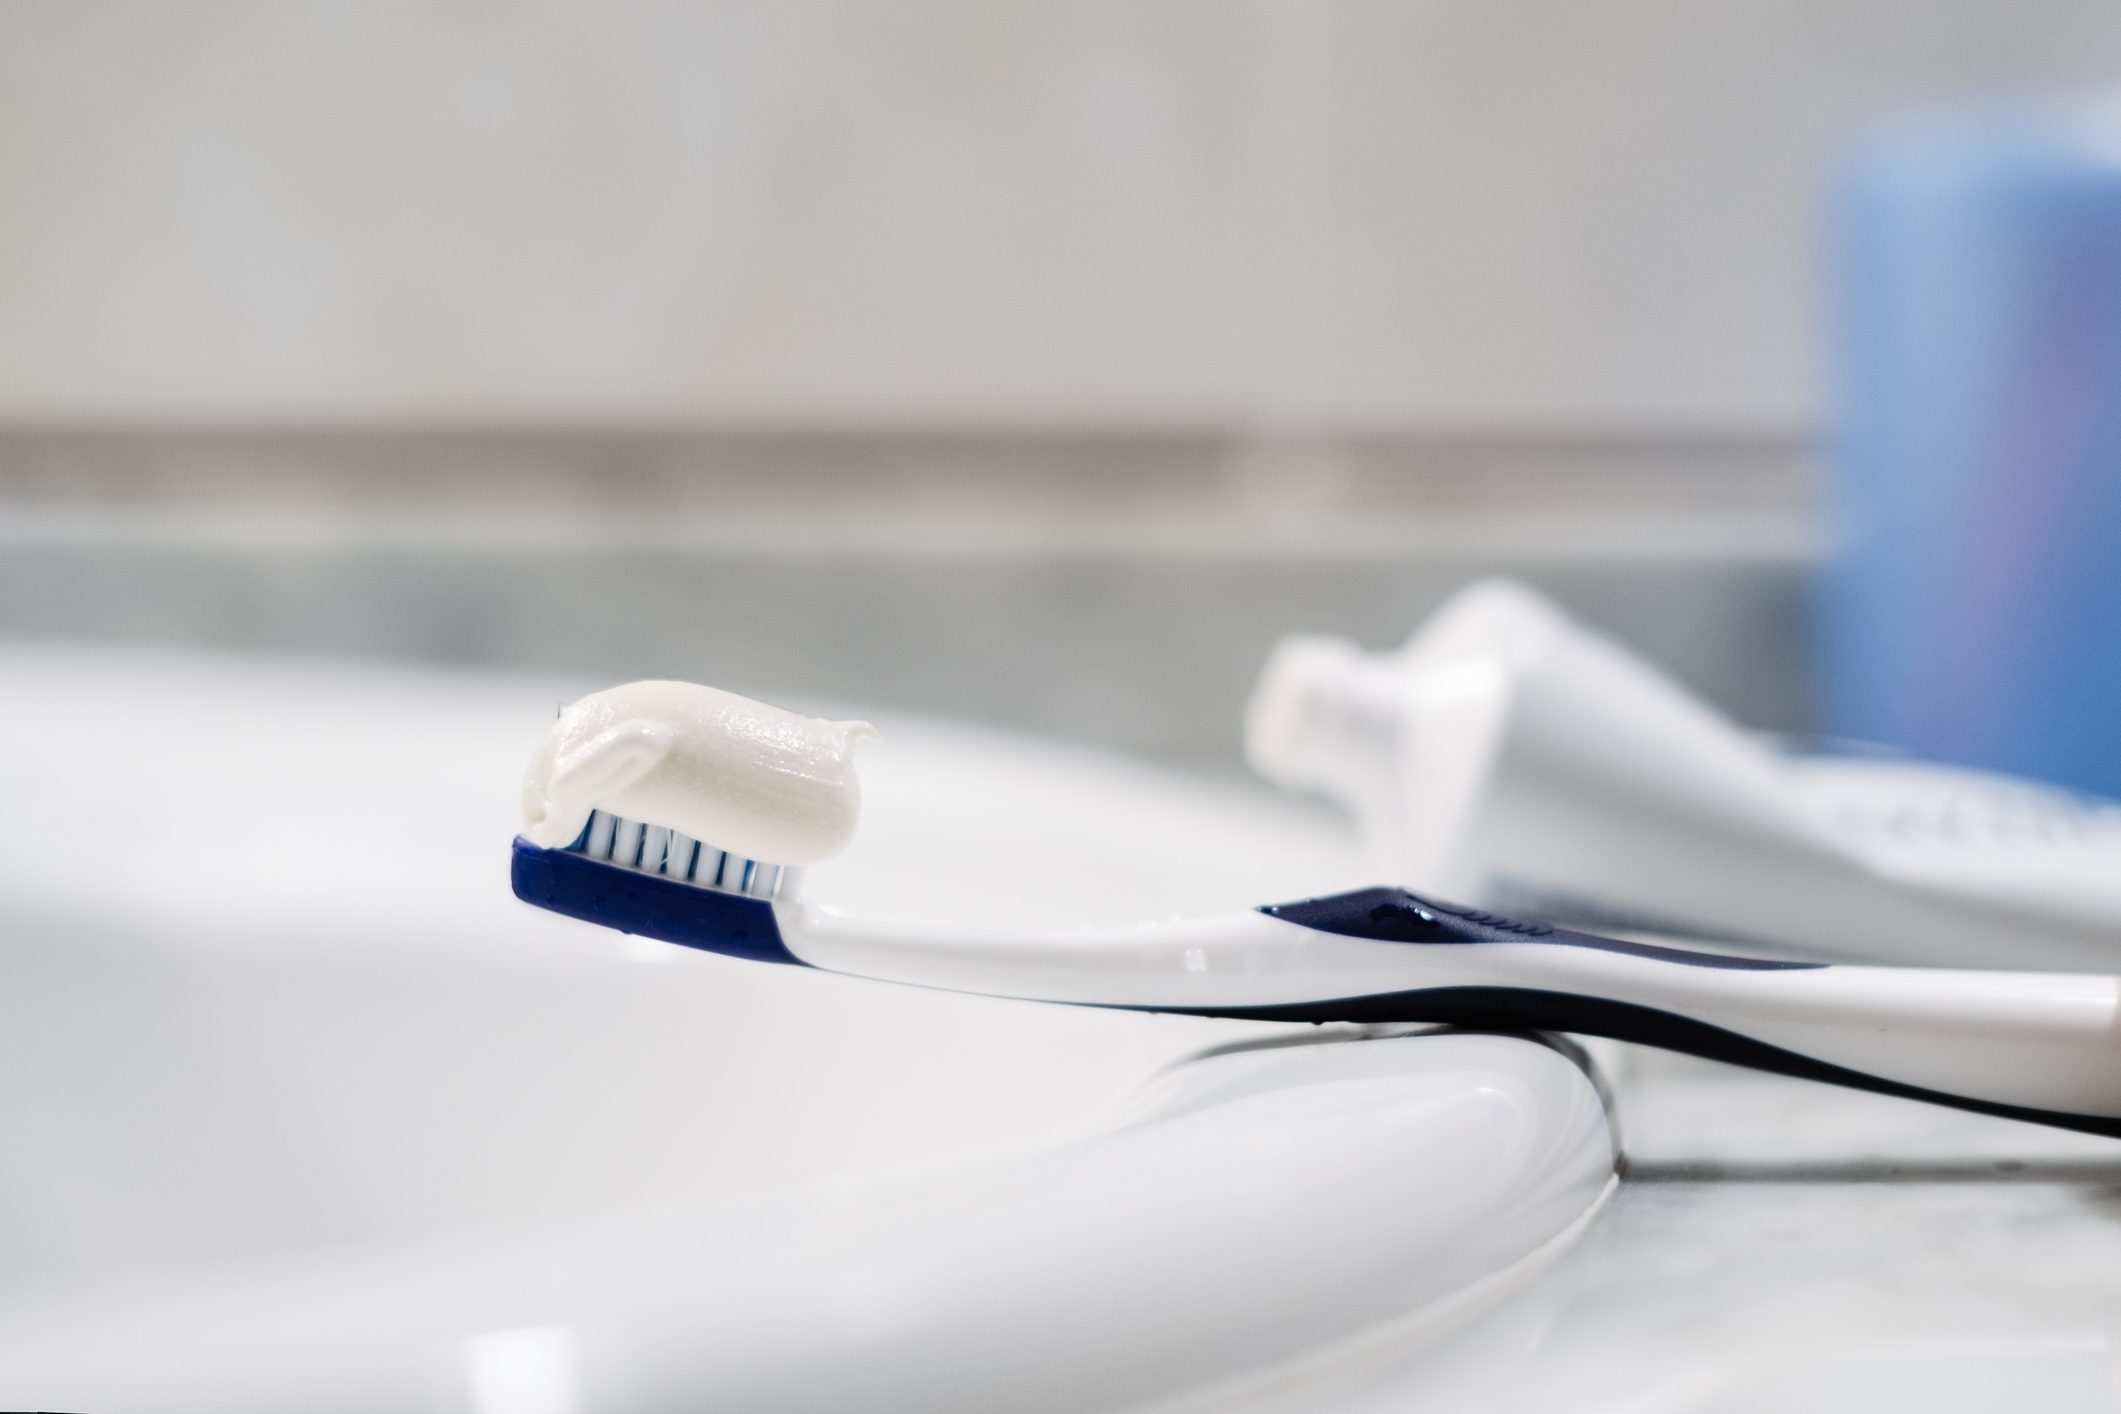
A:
[{"xmin": 0, "ymin": 645, "xmax": 1616, "ymax": 1411}]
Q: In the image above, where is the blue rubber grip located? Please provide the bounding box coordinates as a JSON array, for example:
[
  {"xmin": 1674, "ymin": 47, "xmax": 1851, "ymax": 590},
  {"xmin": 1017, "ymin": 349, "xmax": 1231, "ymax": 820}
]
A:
[{"xmin": 1261, "ymin": 888, "xmax": 1824, "ymax": 971}]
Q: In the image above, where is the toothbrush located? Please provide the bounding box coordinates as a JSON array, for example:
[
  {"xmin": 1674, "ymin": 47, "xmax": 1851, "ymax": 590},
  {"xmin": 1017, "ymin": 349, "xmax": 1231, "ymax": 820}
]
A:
[{"xmin": 512, "ymin": 682, "xmax": 2121, "ymax": 1139}]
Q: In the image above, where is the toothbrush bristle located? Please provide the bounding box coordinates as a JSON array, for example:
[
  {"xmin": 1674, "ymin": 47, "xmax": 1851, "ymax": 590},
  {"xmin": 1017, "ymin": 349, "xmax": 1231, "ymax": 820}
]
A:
[{"xmin": 566, "ymin": 809, "xmax": 796, "ymax": 899}]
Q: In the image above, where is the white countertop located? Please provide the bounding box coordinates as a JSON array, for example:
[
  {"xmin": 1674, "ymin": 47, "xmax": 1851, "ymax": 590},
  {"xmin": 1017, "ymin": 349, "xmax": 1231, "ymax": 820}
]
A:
[{"xmin": 2, "ymin": 643, "xmax": 2116, "ymax": 1413}]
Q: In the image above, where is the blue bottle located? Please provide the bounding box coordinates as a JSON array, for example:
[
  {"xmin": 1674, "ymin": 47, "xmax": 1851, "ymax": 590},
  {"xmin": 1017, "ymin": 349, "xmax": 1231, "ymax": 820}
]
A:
[{"xmin": 1827, "ymin": 95, "xmax": 2121, "ymax": 796}]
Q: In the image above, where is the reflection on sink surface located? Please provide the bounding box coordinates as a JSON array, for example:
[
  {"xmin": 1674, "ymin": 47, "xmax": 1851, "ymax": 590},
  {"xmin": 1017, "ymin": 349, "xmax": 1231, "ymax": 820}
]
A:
[
  {"xmin": 0, "ymin": 645, "xmax": 1616, "ymax": 1412},
  {"xmin": 1630, "ymin": 1342, "xmax": 2121, "ymax": 1414}
]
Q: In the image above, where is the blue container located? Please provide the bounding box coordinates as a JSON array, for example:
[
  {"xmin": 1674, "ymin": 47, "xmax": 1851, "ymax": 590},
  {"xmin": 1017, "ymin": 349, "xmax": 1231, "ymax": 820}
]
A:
[{"xmin": 1827, "ymin": 96, "xmax": 2121, "ymax": 796}]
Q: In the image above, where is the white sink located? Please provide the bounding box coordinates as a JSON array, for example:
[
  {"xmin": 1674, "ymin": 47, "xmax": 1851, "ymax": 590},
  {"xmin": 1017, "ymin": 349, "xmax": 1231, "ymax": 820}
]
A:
[{"xmin": 0, "ymin": 646, "xmax": 1616, "ymax": 1412}]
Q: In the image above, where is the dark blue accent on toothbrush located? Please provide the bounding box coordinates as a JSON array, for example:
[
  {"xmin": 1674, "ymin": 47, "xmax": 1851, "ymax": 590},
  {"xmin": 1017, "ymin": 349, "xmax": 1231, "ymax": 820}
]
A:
[
  {"xmin": 1142, "ymin": 984, "xmax": 2121, "ymax": 1140},
  {"xmin": 1262, "ymin": 888, "xmax": 1826, "ymax": 972},
  {"xmin": 511, "ymin": 838, "xmax": 801, "ymax": 965}
]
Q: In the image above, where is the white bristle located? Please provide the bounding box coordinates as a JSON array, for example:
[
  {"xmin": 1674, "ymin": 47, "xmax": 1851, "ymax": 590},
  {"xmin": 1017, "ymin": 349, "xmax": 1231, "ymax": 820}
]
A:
[
  {"xmin": 612, "ymin": 816, "xmax": 646, "ymax": 868},
  {"xmin": 564, "ymin": 813, "xmax": 800, "ymax": 900},
  {"xmin": 666, "ymin": 830, "xmax": 699, "ymax": 880},
  {"xmin": 640, "ymin": 824, "xmax": 670, "ymax": 875}
]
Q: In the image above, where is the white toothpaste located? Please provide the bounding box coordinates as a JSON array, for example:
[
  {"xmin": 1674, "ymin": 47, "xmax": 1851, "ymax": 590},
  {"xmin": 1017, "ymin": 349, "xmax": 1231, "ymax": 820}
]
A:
[
  {"xmin": 1247, "ymin": 579, "xmax": 2121, "ymax": 970},
  {"xmin": 520, "ymin": 680, "xmax": 876, "ymax": 863}
]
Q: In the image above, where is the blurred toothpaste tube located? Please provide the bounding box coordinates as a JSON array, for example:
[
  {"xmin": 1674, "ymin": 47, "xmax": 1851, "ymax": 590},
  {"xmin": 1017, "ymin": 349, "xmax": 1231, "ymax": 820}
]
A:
[{"xmin": 1247, "ymin": 580, "xmax": 2121, "ymax": 970}]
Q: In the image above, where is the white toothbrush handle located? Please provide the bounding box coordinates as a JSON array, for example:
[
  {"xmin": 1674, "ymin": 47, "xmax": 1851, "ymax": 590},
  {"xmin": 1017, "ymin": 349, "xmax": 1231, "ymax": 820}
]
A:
[
  {"xmin": 789, "ymin": 888, "xmax": 2121, "ymax": 1136},
  {"xmin": 1236, "ymin": 890, "xmax": 2121, "ymax": 1136},
  {"xmin": 1292, "ymin": 945, "xmax": 2121, "ymax": 1129},
  {"xmin": 1672, "ymin": 959, "xmax": 2121, "ymax": 1120}
]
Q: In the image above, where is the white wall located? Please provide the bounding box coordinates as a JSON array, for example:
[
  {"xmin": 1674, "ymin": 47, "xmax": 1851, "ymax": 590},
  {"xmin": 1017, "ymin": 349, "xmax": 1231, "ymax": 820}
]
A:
[{"xmin": 3, "ymin": 1, "xmax": 2118, "ymax": 431}]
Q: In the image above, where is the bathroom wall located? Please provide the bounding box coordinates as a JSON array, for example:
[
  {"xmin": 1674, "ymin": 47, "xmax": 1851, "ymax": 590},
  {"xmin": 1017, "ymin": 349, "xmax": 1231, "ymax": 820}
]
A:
[
  {"xmin": 11, "ymin": 1, "xmax": 2121, "ymax": 428},
  {"xmin": 4, "ymin": 2, "xmax": 2116, "ymax": 756}
]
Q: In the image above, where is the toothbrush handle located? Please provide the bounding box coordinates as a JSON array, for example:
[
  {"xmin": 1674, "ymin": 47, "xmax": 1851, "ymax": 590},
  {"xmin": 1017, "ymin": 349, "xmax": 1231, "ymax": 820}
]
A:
[{"xmin": 1244, "ymin": 889, "xmax": 2121, "ymax": 1138}]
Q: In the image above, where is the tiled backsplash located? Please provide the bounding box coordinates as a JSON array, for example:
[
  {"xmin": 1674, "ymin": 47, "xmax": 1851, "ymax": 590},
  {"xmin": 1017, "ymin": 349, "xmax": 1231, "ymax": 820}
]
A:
[
  {"xmin": 0, "ymin": 427, "xmax": 1816, "ymax": 761},
  {"xmin": 7, "ymin": 3, "xmax": 2104, "ymax": 754},
  {"xmin": 4, "ymin": 3, "xmax": 2118, "ymax": 428}
]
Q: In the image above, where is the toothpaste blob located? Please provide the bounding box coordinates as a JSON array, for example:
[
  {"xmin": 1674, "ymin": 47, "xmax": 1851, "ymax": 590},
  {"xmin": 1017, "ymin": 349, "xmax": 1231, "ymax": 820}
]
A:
[{"xmin": 520, "ymin": 681, "xmax": 876, "ymax": 863}]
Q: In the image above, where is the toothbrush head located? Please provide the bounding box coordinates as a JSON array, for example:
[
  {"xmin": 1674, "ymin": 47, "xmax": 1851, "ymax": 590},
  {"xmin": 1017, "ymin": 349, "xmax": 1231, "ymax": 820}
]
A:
[{"xmin": 511, "ymin": 681, "xmax": 875, "ymax": 961}]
